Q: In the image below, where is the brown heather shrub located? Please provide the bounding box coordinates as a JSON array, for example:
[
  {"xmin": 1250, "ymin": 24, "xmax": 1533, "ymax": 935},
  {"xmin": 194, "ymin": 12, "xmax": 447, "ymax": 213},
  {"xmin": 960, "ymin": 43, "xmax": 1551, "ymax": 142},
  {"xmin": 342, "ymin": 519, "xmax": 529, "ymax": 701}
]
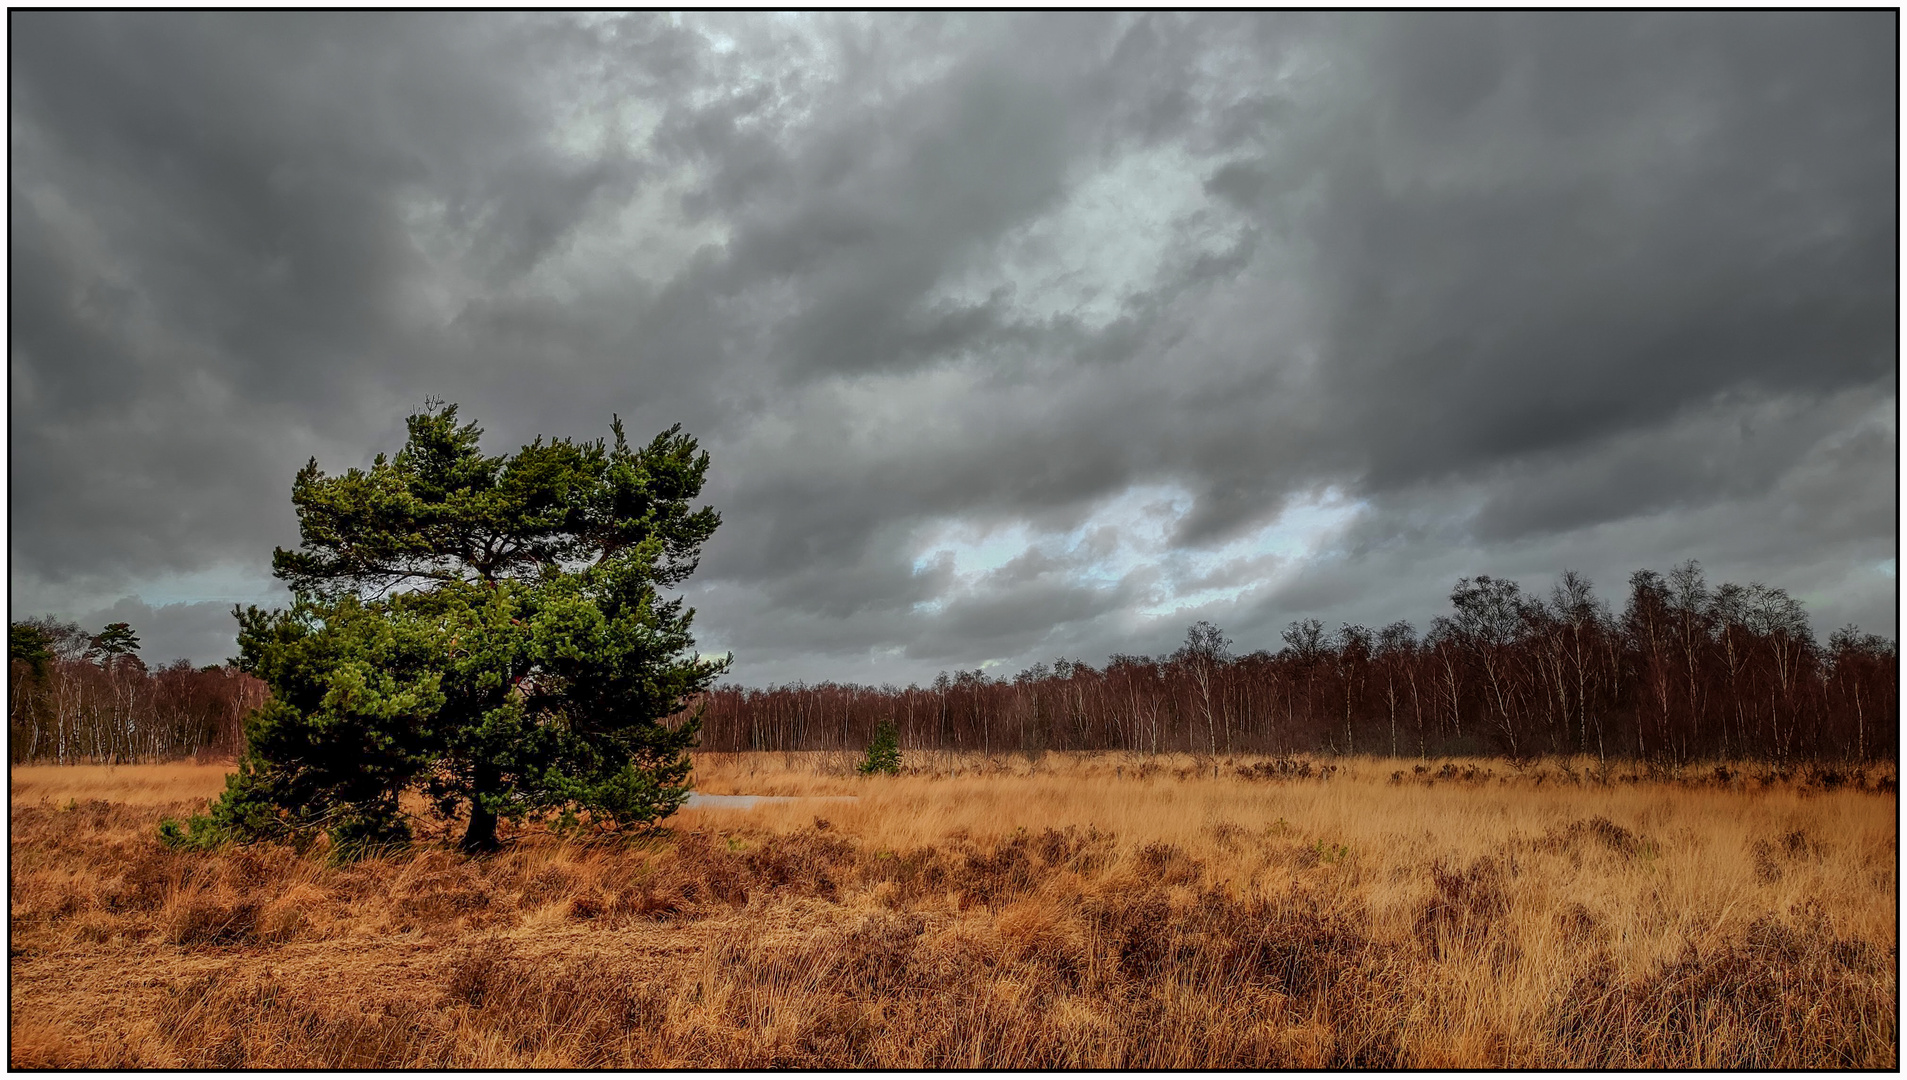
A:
[
  {"xmin": 1416, "ymin": 856, "xmax": 1510, "ymax": 960},
  {"xmin": 8, "ymin": 755, "xmax": 1897, "ymax": 1068},
  {"xmin": 1558, "ymin": 906, "xmax": 1894, "ymax": 1068},
  {"xmin": 163, "ymin": 897, "xmax": 262, "ymax": 946},
  {"xmin": 1540, "ymin": 815, "xmax": 1650, "ymax": 858}
]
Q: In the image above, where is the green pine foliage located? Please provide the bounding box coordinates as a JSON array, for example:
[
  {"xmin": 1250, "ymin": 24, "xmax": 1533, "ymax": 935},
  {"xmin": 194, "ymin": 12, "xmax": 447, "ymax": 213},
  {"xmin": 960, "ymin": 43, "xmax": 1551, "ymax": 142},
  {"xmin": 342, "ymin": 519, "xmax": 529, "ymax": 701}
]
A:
[
  {"xmin": 204, "ymin": 401, "xmax": 729, "ymax": 854},
  {"xmin": 88, "ymin": 622, "xmax": 141, "ymax": 661},
  {"xmin": 9, "ymin": 623, "xmax": 54, "ymax": 679},
  {"xmin": 858, "ymin": 719, "xmax": 903, "ymax": 776}
]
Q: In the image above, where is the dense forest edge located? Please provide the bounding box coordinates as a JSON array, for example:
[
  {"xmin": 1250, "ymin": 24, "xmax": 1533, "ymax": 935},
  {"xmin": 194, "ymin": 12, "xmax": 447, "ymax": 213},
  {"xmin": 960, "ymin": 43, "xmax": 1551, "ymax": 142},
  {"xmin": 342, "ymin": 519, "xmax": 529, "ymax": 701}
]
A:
[
  {"xmin": 696, "ymin": 563, "xmax": 1896, "ymax": 765},
  {"xmin": 8, "ymin": 619, "xmax": 261, "ymax": 764},
  {"xmin": 9, "ymin": 560, "xmax": 1898, "ymax": 766}
]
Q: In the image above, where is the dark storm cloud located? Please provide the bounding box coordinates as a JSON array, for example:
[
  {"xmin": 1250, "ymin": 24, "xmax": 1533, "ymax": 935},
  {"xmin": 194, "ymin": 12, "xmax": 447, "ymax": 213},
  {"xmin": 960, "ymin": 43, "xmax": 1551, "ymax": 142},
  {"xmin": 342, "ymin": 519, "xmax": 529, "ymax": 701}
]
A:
[
  {"xmin": 1333, "ymin": 15, "xmax": 1891, "ymax": 471},
  {"xmin": 10, "ymin": 12, "xmax": 1894, "ymax": 678}
]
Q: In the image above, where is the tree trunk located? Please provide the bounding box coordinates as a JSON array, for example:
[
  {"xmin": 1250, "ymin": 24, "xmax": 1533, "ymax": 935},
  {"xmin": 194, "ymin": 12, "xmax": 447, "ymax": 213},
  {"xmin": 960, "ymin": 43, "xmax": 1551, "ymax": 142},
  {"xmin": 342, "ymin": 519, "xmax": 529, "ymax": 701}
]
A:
[{"xmin": 462, "ymin": 767, "xmax": 501, "ymax": 853}]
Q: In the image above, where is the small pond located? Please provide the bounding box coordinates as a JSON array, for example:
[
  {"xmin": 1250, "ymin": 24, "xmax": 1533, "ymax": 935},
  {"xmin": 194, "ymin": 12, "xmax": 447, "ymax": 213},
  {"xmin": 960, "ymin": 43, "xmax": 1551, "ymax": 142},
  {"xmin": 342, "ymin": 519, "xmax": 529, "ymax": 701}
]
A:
[{"xmin": 682, "ymin": 792, "xmax": 859, "ymax": 810}]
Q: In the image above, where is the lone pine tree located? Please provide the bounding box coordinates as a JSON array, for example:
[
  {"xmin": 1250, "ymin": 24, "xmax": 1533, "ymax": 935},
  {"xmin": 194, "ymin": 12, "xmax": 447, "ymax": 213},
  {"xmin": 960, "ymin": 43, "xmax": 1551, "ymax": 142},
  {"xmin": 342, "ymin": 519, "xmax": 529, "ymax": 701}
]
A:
[{"xmin": 201, "ymin": 401, "xmax": 728, "ymax": 853}]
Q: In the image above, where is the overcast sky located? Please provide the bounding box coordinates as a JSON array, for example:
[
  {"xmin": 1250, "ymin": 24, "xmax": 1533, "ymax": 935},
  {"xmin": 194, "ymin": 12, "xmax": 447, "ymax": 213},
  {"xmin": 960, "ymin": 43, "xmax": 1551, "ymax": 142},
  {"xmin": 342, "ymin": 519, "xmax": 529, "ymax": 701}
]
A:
[{"xmin": 10, "ymin": 12, "xmax": 1897, "ymax": 683}]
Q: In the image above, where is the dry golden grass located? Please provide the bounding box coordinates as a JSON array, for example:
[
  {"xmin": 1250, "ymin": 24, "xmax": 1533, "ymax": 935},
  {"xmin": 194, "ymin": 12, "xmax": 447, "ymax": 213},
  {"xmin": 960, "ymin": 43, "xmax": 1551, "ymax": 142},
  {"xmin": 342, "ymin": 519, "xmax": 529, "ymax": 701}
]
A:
[{"xmin": 10, "ymin": 753, "xmax": 1896, "ymax": 1068}]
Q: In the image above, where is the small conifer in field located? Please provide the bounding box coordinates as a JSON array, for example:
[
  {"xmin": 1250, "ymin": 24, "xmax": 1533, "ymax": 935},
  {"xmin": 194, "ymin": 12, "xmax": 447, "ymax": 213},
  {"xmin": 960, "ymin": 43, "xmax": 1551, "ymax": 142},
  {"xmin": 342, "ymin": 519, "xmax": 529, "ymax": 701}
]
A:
[{"xmin": 858, "ymin": 719, "xmax": 902, "ymax": 775}]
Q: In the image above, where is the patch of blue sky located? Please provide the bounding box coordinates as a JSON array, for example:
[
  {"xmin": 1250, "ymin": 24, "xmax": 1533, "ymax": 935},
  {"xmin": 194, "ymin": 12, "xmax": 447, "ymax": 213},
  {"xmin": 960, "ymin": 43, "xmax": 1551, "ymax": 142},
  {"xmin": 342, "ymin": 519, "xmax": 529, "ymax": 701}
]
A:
[
  {"xmin": 925, "ymin": 142, "xmax": 1252, "ymax": 333},
  {"xmin": 909, "ymin": 482, "xmax": 1367, "ymax": 617},
  {"xmin": 909, "ymin": 521, "xmax": 1041, "ymax": 579},
  {"xmin": 908, "ymin": 483, "xmax": 1184, "ymax": 583},
  {"xmin": 1137, "ymin": 583, "xmax": 1257, "ymax": 620}
]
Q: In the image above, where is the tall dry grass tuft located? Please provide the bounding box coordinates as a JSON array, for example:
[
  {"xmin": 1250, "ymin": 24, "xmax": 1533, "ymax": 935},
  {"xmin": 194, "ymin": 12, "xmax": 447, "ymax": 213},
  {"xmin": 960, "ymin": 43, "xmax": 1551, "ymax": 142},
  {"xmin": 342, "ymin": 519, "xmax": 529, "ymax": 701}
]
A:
[{"xmin": 9, "ymin": 753, "xmax": 1896, "ymax": 1068}]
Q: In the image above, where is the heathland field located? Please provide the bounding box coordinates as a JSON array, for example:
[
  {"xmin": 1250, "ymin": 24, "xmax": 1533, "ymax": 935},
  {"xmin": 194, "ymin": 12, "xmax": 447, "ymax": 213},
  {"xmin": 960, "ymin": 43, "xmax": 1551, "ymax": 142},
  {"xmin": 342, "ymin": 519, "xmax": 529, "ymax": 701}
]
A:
[{"xmin": 9, "ymin": 753, "xmax": 1897, "ymax": 1068}]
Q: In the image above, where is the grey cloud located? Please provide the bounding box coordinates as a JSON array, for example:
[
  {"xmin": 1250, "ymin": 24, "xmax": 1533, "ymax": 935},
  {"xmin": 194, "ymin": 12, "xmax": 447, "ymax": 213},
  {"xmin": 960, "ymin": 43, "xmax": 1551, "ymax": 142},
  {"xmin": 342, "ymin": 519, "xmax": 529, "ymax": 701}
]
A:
[
  {"xmin": 1302, "ymin": 13, "xmax": 1893, "ymax": 493},
  {"xmin": 1467, "ymin": 389, "xmax": 1887, "ymax": 542},
  {"xmin": 10, "ymin": 13, "xmax": 1893, "ymax": 682},
  {"xmin": 916, "ymin": 580, "xmax": 1134, "ymax": 663}
]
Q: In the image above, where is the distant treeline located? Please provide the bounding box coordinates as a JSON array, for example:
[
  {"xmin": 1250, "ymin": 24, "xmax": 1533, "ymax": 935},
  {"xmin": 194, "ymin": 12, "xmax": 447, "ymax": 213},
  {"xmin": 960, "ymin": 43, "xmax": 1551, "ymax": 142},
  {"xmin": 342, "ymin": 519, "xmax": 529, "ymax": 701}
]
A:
[
  {"xmin": 693, "ymin": 563, "xmax": 1897, "ymax": 764},
  {"xmin": 8, "ymin": 561, "xmax": 1893, "ymax": 767},
  {"xmin": 9, "ymin": 617, "xmax": 265, "ymax": 764}
]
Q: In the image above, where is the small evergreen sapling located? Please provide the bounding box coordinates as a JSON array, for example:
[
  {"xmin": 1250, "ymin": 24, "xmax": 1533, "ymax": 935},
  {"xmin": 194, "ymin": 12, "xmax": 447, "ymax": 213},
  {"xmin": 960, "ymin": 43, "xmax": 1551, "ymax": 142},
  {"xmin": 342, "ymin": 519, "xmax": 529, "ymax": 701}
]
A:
[{"xmin": 858, "ymin": 719, "xmax": 902, "ymax": 776}]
